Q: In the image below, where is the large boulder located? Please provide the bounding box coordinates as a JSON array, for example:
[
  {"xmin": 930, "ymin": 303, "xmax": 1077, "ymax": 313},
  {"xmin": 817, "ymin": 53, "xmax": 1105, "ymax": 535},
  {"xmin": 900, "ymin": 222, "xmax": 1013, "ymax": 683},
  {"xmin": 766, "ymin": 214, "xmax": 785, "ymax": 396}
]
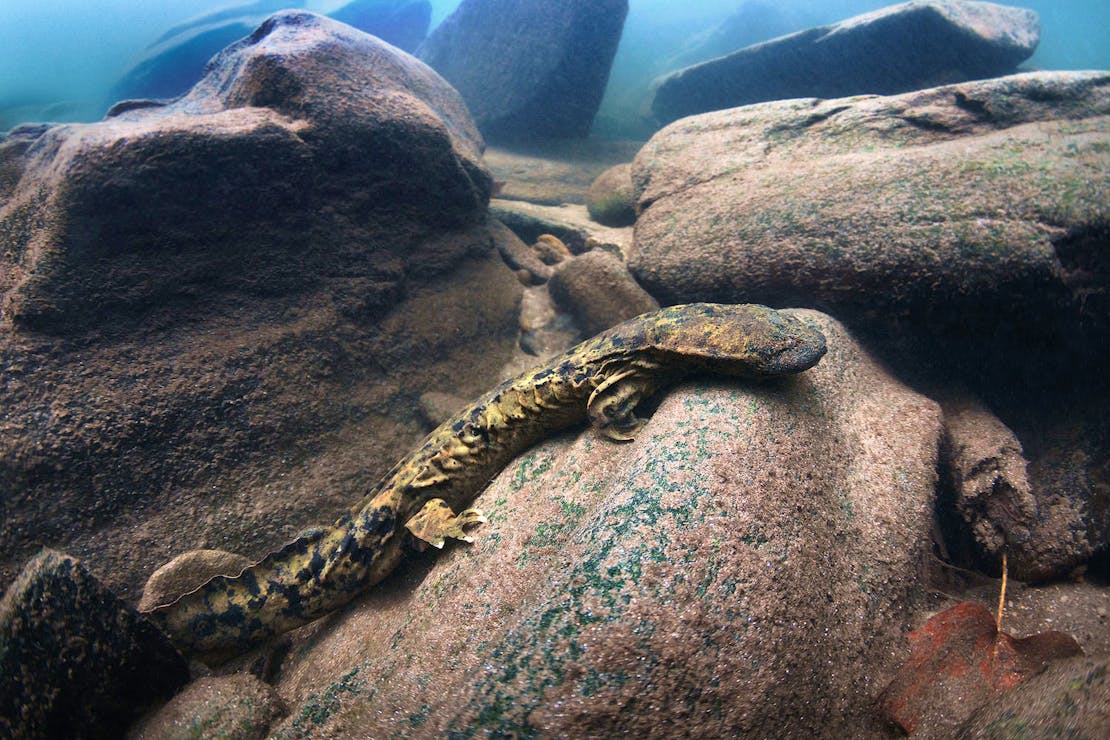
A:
[
  {"xmin": 650, "ymin": 0, "xmax": 1040, "ymax": 125},
  {"xmin": 633, "ymin": 71, "xmax": 1110, "ymax": 381},
  {"xmin": 263, "ymin": 311, "xmax": 945, "ymax": 736},
  {"xmin": 632, "ymin": 70, "xmax": 1110, "ymax": 580},
  {"xmin": 658, "ymin": 0, "xmax": 800, "ymax": 74},
  {"xmin": 0, "ymin": 549, "xmax": 189, "ymax": 738},
  {"xmin": 0, "ymin": 11, "xmax": 522, "ymax": 599},
  {"xmin": 417, "ymin": 0, "xmax": 628, "ymax": 140},
  {"xmin": 4, "ymin": 10, "xmax": 490, "ymax": 333},
  {"xmin": 108, "ymin": 1, "xmax": 432, "ymax": 104}
]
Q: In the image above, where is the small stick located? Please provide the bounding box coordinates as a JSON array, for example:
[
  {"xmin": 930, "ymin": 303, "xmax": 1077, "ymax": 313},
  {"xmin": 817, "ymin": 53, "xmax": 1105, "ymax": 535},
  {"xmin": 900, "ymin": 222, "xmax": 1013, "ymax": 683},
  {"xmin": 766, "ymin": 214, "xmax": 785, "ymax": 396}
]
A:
[{"xmin": 996, "ymin": 549, "xmax": 1008, "ymax": 633}]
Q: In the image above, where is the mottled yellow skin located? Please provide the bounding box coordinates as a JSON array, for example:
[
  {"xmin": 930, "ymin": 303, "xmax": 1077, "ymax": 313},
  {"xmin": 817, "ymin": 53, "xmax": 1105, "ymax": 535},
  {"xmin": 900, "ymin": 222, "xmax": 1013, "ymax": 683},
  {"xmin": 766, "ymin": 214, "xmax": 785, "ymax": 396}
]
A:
[{"xmin": 145, "ymin": 303, "xmax": 826, "ymax": 657}]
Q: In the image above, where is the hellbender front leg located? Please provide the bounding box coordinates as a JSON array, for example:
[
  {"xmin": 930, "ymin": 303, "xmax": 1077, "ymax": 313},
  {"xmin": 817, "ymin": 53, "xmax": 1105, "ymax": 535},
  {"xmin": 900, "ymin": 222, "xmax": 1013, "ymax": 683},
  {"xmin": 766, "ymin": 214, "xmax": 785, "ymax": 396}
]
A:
[
  {"xmin": 587, "ymin": 368, "xmax": 658, "ymax": 441},
  {"xmin": 405, "ymin": 498, "xmax": 488, "ymax": 549}
]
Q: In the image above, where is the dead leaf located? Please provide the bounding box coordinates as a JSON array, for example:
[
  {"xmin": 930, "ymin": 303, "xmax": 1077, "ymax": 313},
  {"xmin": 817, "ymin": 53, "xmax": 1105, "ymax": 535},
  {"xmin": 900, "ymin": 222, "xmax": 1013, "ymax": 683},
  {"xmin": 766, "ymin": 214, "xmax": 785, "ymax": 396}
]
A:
[{"xmin": 879, "ymin": 601, "xmax": 1082, "ymax": 734}]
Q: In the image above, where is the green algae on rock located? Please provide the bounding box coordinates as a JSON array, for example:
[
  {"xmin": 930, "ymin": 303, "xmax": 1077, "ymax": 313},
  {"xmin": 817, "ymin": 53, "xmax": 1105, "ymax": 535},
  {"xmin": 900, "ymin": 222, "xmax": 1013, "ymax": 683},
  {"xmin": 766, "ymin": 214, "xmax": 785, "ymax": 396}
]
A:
[
  {"xmin": 129, "ymin": 674, "xmax": 287, "ymax": 740},
  {"xmin": 586, "ymin": 163, "xmax": 637, "ymax": 227},
  {"xmin": 144, "ymin": 304, "xmax": 827, "ymax": 658},
  {"xmin": 265, "ymin": 311, "xmax": 944, "ymax": 737}
]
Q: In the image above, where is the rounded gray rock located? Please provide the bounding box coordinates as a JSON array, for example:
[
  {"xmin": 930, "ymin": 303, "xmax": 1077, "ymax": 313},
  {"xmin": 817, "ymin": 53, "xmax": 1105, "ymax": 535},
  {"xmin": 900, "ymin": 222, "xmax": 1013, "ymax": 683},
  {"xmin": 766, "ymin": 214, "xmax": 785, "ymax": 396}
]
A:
[
  {"xmin": 586, "ymin": 163, "xmax": 636, "ymax": 227},
  {"xmin": 548, "ymin": 249, "xmax": 659, "ymax": 335},
  {"xmin": 139, "ymin": 549, "xmax": 254, "ymax": 612}
]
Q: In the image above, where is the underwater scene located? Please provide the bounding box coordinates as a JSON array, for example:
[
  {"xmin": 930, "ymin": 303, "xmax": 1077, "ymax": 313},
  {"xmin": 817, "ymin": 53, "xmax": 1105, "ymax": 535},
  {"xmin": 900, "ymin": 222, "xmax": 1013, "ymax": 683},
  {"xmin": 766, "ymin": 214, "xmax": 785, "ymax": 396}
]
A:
[{"xmin": 0, "ymin": 0, "xmax": 1107, "ymax": 737}]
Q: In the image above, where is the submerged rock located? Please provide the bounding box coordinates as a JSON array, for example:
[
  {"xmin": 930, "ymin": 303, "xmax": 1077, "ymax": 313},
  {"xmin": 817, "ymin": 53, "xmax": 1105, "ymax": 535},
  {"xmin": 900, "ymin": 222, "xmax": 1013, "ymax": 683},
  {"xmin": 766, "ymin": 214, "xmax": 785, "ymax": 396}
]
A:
[
  {"xmin": 659, "ymin": 0, "xmax": 800, "ymax": 74},
  {"xmin": 938, "ymin": 392, "xmax": 1110, "ymax": 582},
  {"xmin": 417, "ymin": 0, "xmax": 629, "ymax": 140},
  {"xmin": 633, "ymin": 71, "xmax": 1110, "ymax": 381},
  {"xmin": 329, "ymin": 0, "xmax": 432, "ymax": 52},
  {"xmin": 939, "ymin": 396, "xmax": 1037, "ymax": 564},
  {"xmin": 139, "ymin": 550, "xmax": 254, "ymax": 612},
  {"xmin": 109, "ymin": 1, "xmax": 432, "ymax": 104},
  {"xmin": 491, "ymin": 198, "xmax": 633, "ymax": 257},
  {"xmin": 491, "ymin": 220, "xmax": 553, "ymax": 284},
  {"xmin": 0, "ymin": 11, "xmax": 520, "ymax": 599},
  {"xmin": 958, "ymin": 656, "xmax": 1109, "ymax": 737},
  {"xmin": 0, "ymin": 549, "xmax": 189, "ymax": 738},
  {"xmin": 548, "ymin": 249, "xmax": 659, "ymax": 336},
  {"xmin": 129, "ymin": 674, "xmax": 287, "ymax": 740},
  {"xmin": 1010, "ymin": 395, "xmax": 1110, "ymax": 582},
  {"xmin": 266, "ymin": 311, "xmax": 944, "ymax": 736},
  {"xmin": 531, "ymin": 234, "xmax": 574, "ymax": 266},
  {"xmin": 633, "ymin": 71, "xmax": 1110, "ymax": 580},
  {"xmin": 484, "ymin": 139, "xmax": 644, "ymax": 206},
  {"xmin": 3, "ymin": 10, "xmax": 489, "ymax": 333},
  {"xmin": 651, "ymin": 0, "xmax": 1040, "ymax": 124},
  {"xmin": 586, "ymin": 162, "xmax": 637, "ymax": 227}
]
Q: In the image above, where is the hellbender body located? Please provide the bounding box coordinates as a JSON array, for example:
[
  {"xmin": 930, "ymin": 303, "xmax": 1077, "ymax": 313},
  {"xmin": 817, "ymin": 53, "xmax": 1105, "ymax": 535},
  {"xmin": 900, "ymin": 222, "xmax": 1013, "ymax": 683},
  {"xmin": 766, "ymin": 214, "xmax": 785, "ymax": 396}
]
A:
[{"xmin": 145, "ymin": 303, "xmax": 827, "ymax": 656}]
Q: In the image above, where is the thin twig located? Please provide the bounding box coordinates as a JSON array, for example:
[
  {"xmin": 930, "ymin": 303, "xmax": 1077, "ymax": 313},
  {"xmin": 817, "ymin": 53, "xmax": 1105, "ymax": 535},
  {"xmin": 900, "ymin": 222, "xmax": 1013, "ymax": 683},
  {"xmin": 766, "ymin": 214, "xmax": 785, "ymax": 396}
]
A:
[{"xmin": 995, "ymin": 549, "xmax": 1008, "ymax": 633}]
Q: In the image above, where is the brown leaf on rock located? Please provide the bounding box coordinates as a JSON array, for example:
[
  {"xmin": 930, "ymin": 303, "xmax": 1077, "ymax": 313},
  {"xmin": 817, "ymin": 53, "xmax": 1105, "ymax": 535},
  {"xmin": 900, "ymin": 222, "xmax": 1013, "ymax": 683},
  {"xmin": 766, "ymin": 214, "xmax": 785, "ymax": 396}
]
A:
[{"xmin": 879, "ymin": 601, "xmax": 1083, "ymax": 735}]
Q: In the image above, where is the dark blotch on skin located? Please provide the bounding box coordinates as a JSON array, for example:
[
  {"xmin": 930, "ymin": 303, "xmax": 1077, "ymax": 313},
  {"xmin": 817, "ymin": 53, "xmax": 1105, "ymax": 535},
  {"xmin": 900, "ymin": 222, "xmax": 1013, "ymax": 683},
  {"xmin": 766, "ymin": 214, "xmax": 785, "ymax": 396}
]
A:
[{"xmin": 149, "ymin": 304, "xmax": 824, "ymax": 657}]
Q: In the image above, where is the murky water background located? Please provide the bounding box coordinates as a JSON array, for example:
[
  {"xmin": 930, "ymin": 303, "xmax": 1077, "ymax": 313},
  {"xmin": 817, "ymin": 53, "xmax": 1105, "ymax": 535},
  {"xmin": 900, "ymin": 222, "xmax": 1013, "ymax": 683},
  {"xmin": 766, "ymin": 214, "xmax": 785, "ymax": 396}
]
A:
[{"xmin": 2, "ymin": 0, "xmax": 1106, "ymax": 133}]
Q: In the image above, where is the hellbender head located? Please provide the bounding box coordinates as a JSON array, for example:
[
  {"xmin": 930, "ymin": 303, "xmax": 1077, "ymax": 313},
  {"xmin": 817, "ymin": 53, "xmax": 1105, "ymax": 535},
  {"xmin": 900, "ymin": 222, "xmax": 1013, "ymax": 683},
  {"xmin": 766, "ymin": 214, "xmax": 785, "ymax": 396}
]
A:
[{"xmin": 635, "ymin": 303, "xmax": 827, "ymax": 377}]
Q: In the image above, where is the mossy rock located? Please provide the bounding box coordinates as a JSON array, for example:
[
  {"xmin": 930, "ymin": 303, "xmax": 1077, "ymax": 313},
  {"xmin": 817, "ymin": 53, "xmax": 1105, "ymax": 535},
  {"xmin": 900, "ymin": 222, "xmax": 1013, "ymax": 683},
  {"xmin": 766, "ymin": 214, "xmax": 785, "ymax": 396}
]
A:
[{"xmin": 586, "ymin": 163, "xmax": 636, "ymax": 227}]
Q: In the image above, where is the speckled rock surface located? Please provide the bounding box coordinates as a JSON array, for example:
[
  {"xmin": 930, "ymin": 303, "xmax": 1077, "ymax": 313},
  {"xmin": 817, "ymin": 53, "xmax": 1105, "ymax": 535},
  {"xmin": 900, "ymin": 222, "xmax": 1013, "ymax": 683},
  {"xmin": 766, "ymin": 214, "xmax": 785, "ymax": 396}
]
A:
[
  {"xmin": 937, "ymin": 388, "xmax": 1109, "ymax": 582},
  {"xmin": 633, "ymin": 71, "xmax": 1110, "ymax": 387},
  {"xmin": 0, "ymin": 549, "xmax": 189, "ymax": 738},
  {"xmin": 0, "ymin": 11, "xmax": 521, "ymax": 600},
  {"xmin": 417, "ymin": 0, "xmax": 628, "ymax": 140},
  {"xmin": 139, "ymin": 550, "xmax": 254, "ymax": 612},
  {"xmin": 938, "ymin": 396, "xmax": 1037, "ymax": 569},
  {"xmin": 586, "ymin": 163, "xmax": 636, "ymax": 227},
  {"xmin": 1007, "ymin": 393, "xmax": 1110, "ymax": 582},
  {"xmin": 265, "ymin": 311, "xmax": 944, "ymax": 737},
  {"xmin": 548, "ymin": 249, "xmax": 659, "ymax": 336},
  {"xmin": 957, "ymin": 656, "xmax": 1110, "ymax": 738},
  {"xmin": 491, "ymin": 199, "xmax": 633, "ymax": 257},
  {"xmin": 650, "ymin": 0, "xmax": 1040, "ymax": 125},
  {"xmin": 129, "ymin": 674, "xmax": 287, "ymax": 740}
]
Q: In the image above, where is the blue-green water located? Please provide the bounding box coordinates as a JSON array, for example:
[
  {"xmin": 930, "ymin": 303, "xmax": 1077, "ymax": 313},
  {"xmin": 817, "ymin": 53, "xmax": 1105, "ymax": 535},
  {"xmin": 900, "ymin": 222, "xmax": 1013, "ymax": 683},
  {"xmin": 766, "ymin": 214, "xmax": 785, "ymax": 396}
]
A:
[{"xmin": 0, "ymin": 0, "xmax": 1107, "ymax": 133}]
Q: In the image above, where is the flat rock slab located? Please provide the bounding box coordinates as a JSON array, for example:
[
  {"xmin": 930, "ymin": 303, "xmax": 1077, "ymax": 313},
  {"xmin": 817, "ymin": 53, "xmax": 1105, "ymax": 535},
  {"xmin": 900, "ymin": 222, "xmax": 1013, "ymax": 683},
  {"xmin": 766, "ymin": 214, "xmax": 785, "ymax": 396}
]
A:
[
  {"xmin": 633, "ymin": 71, "xmax": 1110, "ymax": 376},
  {"xmin": 485, "ymin": 138, "xmax": 644, "ymax": 205},
  {"xmin": 267, "ymin": 311, "xmax": 944, "ymax": 736},
  {"xmin": 491, "ymin": 199, "xmax": 633, "ymax": 258},
  {"xmin": 0, "ymin": 549, "xmax": 189, "ymax": 738},
  {"xmin": 417, "ymin": 0, "xmax": 628, "ymax": 140},
  {"xmin": 651, "ymin": 0, "xmax": 1040, "ymax": 124}
]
